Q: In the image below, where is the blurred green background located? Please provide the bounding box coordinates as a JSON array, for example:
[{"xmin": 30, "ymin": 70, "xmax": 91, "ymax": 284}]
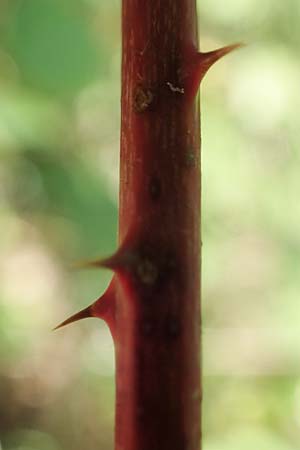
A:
[{"xmin": 0, "ymin": 0, "xmax": 299, "ymax": 449}]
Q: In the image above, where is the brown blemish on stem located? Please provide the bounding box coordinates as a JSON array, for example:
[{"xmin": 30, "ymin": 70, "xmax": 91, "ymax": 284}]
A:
[
  {"xmin": 133, "ymin": 85, "xmax": 154, "ymax": 113},
  {"xmin": 136, "ymin": 258, "xmax": 158, "ymax": 285}
]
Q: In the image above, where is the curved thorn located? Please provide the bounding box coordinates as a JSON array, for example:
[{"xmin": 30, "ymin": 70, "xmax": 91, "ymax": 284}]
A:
[
  {"xmin": 53, "ymin": 305, "xmax": 92, "ymax": 331},
  {"xmin": 53, "ymin": 281, "xmax": 117, "ymax": 335},
  {"xmin": 71, "ymin": 249, "xmax": 136, "ymax": 272},
  {"xmin": 198, "ymin": 42, "xmax": 244, "ymax": 76},
  {"xmin": 182, "ymin": 42, "xmax": 244, "ymax": 101},
  {"xmin": 71, "ymin": 257, "xmax": 110, "ymax": 270}
]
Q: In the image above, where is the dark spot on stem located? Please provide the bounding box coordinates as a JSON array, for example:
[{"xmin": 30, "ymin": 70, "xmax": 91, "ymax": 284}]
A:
[
  {"xmin": 133, "ymin": 85, "xmax": 154, "ymax": 113},
  {"xmin": 185, "ymin": 150, "xmax": 196, "ymax": 168},
  {"xmin": 137, "ymin": 405, "xmax": 145, "ymax": 419},
  {"xmin": 149, "ymin": 176, "xmax": 161, "ymax": 201},
  {"xmin": 137, "ymin": 258, "xmax": 158, "ymax": 285},
  {"xmin": 165, "ymin": 316, "xmax": 181, "ymax": 338},
  {"xmin": 141, "ymin": 318, "xmax": 155, "ymax": 336},
  {"xmin": 129, "ymin": 242, "xmax": 178, "ymax": 296}
]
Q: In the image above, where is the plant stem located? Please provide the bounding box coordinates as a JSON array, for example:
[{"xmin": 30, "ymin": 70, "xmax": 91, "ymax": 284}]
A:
[{"xmin": 116, "ymin": 2, "xmax": 201, "ymax": 449}]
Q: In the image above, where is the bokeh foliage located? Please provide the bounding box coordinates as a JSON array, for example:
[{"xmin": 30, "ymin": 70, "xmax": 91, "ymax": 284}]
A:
[{"xmin": 0, "ymin": 1, "xmax": 299, "ymax": 449}]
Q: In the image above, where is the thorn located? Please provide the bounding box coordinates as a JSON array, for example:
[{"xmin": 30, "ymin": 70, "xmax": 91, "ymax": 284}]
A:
[
  {"xmin": 197, "ymin": 43, "xmax": 244, "ymax": 79},
  {"xmin": 53, "ymin": 305, "xmax": 92, "ymax": 331},
  {"xmin": 71, "ymin": 257, "xmax": 111, "ymax": 270},
  {"xmin": 71, "ymin": 249, "xmax": 136, "ymax": 272},
  {"xmin": 182, "ymin": 42, "xmax": 244, "ymax": 100},
  {"xmin": 53, "ymin": 280, "xmax": 117, "ymax": 336}
]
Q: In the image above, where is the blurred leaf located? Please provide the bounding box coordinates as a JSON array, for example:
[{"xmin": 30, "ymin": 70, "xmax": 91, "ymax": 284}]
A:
[
  {"xmin": 204, "ymin": 427, "xmax": 295, "ymax": 450},
  {"xmin": 5, "ymin": 429, "xmax": 60, "ymax": 450},
  {"xmin": 0, "ymin": 87, "xmax": 68, "ymax": 150},
  {"xmin": 5, "ymin": 0, "xmax": 102, "ymax": 95},
  {"xmin": 24, "ymin": 150, "xmax": 117, "ymax": 256}
]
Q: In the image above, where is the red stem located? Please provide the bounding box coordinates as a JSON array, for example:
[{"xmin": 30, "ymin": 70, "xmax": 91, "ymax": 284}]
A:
[{"xmin": 116, "ymin": 2, "xmax": 201, "ymax": 449}]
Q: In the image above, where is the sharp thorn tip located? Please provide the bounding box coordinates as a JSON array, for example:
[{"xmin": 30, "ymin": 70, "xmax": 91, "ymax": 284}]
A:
[
  {"xmin": 70, "ymin": 259, "xmax": 106, "ymax": 270},
  {"xmin": 201, "ymin": 42, "xmax": 244, "ymax": 63},
  {"xmin": 53, "ymin": 306, "xmax": 92, "ymax": 331}
]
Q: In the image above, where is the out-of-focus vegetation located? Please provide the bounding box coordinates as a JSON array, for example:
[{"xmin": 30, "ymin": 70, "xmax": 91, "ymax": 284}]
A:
[{"xmin": 0, "ymin": 1, "xmax": 299, "ymax": 449}]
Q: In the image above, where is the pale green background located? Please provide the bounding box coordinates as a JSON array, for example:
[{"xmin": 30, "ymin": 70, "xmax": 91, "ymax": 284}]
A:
[{"xmin": 0, "ymin": 1, "xmax": 299, "ymax": 449}]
